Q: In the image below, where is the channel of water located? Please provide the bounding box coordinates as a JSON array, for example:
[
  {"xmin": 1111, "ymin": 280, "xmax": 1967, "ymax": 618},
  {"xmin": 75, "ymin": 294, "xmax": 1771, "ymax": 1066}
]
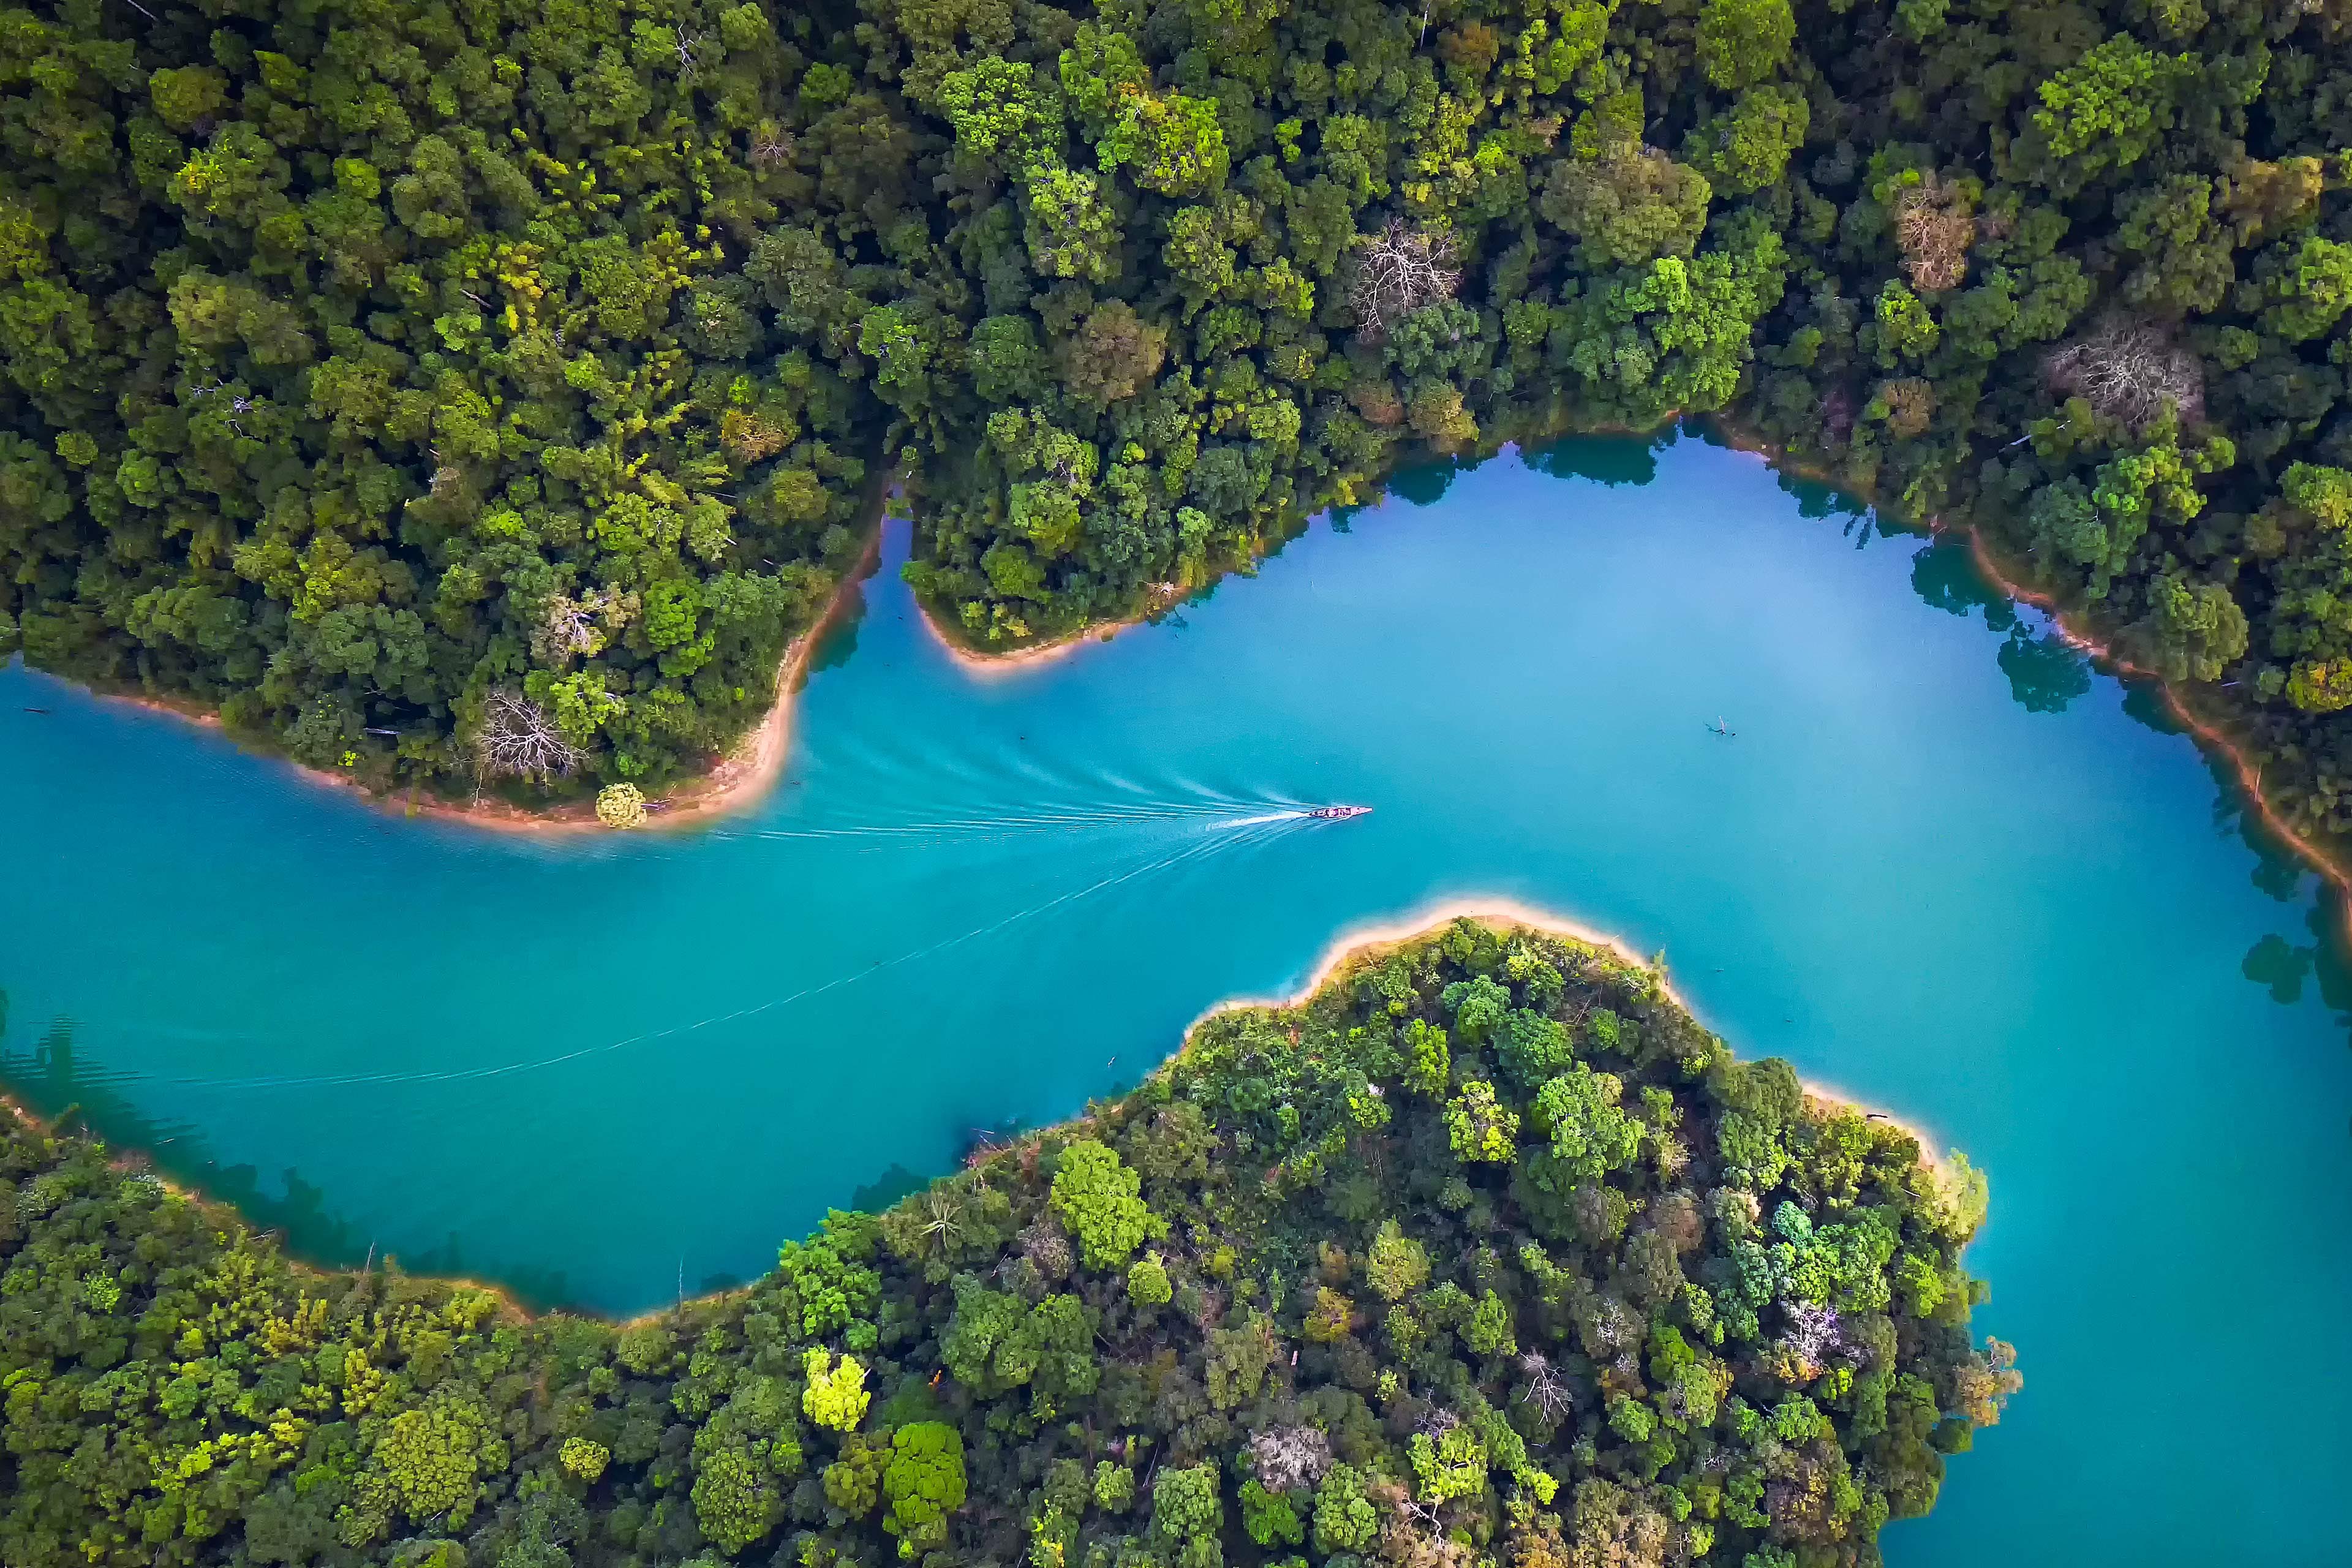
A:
[{"xmin": 2, "ymin": 430, "xmax": 2345, "ymax": 1562}]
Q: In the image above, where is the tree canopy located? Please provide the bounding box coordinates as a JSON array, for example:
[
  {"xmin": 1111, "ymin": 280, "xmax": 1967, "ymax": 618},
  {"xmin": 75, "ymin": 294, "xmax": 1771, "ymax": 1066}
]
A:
[
  {"xmin": 0, "ymin": 917, "xmax": 2013, "ymax": 1567},
  {"xmin": 4, "ymin": 0, "xmax": 2352, "ymax": 832}
]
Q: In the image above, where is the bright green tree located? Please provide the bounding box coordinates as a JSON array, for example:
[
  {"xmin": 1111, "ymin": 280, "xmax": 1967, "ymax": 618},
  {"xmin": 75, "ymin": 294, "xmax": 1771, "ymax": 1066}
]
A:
[
  {"xmin": 1365, "ymin": 1219, "xmax": 1431, "ymax": 1300},
  {"xmin": 1534, "ymin": 1063, "xmax": 1644, "ymax": 1182},
  {"xmin": 1695, "ymin": 0, "xmax": 1795, "ymax": 89},
  {"xmin": 882, "ymin": 1423, "xmax": 967, "ymax": 1556},
  {"xmin": 1050, "ymin": 1138, "xmax": 1167, "ymax": 1268},
  {"xmin": 802, "ymin": 1349, "xmax": 870, "ymax": 1431}
]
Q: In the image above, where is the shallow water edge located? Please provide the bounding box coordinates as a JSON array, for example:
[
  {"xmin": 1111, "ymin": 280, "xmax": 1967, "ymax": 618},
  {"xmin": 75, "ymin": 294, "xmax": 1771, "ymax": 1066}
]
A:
[{"xmin": 3, "ymin": 905, "xmax": 1950, "ymax": 1324}]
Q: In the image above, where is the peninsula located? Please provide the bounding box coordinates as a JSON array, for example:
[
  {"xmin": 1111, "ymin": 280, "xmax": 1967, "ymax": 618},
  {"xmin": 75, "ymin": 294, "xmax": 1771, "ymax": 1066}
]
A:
[{"xmin": 0, "ymin": 918, "xmax": 2014, "ymax": 1567}]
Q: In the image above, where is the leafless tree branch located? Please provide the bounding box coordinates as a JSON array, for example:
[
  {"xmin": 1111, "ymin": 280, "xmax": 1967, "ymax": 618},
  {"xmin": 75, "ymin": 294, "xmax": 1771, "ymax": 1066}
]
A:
[
  {"xmin": 475, "ymin": 689, "xmax": 581, "ymax": 780},
  {"xmin": 1348, "ymin": 220, "xmax": 1460, "ymax": 340},
  {"xmin": 1893, "ymin": 176, "xmax": 1976, "ymax": 293},
  {"xmin": 2046, "ymin": 318, "xmax": 2205, "ymax": 430},
  {"xmin": 1515, "ymin": 1350, "xmax": 1575, "ymax": 1422},
  {"xmin": 1247, "ymin": 1425, "xmax": 1334, "ymax": 1492}
]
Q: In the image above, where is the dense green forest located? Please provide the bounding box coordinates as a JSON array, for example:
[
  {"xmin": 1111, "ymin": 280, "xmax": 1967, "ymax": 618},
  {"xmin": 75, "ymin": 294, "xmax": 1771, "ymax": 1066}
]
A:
[
  {"xmin": 0, "ymin": 919, "xmax": 2016, "ymax": 1568},
  {"xmin": 6, "ymin": 0, "xmax": 2350, "ymax": 824}
]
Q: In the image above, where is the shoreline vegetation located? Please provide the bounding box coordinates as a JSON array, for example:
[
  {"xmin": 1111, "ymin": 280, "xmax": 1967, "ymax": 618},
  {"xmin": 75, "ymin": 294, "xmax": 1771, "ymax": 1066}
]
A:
[
  {"xmin": 1205, "ymin": 896, "xmax": 1960, "ymax": 1180},
  {"xmin": 1951, "ymin": 524, "xmax": 2352, "ymax": 916},
  {"xmin": 4, "ymin": 0, "xmax": 2350, "ymax": 876},
  {"xmin": 47, "ymin": 519, "xmax": 885, "ymax": 837},
  {"xmin": 0, "ymin": 914, "xmax": 2014, "ymax": 1568},
  {"xmin": 35, "ymin": 423, "xmax": 2352, "ymax": 919},
  {"xmin": 1709, "ymin": 420, "xmax": 2352, "ymax": 933}
]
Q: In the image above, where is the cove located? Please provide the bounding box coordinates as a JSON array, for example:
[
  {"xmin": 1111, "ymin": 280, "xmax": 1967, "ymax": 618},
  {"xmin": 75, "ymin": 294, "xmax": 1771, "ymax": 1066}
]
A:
[{"xmin": 2, "ymin": 428, "xmax": 2348, "ymax": 1564}]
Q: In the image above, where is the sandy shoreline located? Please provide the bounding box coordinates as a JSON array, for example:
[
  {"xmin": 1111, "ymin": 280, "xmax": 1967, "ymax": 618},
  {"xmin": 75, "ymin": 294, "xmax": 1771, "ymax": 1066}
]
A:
[
  {"xmin": 6, "ymin": 902, "xmax": 1958, "ymax": 1321},
  {"xmin": 1179, "ymin": 897, "xmax": 1956, "ymax": 1176},
  {"xmin": 85, "ymin": 524, "xmax": 884, "ymax": 838},
  {"xmin": 1951, "ymin": 527, "xmax": 2352, "ymax": 917},
  {"xmin": 1196, "ymin": 895, "xmax": 1700, "ymax": 1020},
  {"xmin": 1709, "ymin": 423, "xmax": 2352, "ymax": 943},
  {"xmin": 61, "ymin": 427, "xmax": 2345, "ymax": 905},
  {"xmin": 911, "ymin": 588, "xmax": 1167, "ymax": 679}
]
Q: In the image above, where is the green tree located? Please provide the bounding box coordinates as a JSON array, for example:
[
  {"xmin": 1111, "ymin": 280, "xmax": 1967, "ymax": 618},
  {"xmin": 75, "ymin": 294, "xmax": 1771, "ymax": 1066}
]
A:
[
  {"xmin": 1447, "ymin": 1080, "xmax": 1520, "ymax": 1162},
  {"xmin": 691, "ymin": 1445, "xmax": 777, "ymax": 1554},
  {"xmin": 881, "ymin": 1423, "xmax": 967, "ymax": 1557},
  {"xmin": 1695, "ymin": 0, "xmax": 1795, "ymax": 90},
  {"xmin": 1126, "ymin": 1251, "xmax": 1174, "ymax": 1305},
  {"xmin": 1533, "ymin": 1063, "xmax": 1643, "ymax": 1183},
  {"xmin": 1240, "ymin": 1478, "xmax": 1304, "ymax": 1545},
  {"xmin": 1539, "ymin": 151, "xmax": 1712, "ymax": 268},
  {"xmin": 1059, "ymin": 301, "xmax": 1169, "ymax": 406},
  {"xmin": 1152, "ymin": 1464, "xmax": 1224, "ymax": 1547},
  {"xmin": 1408, "ymin": 1424, "xmax": 1488, "ymax": 1502},
  {"xmin": 1099, "ymin": 92, "xmax": 1229, "ymax": 197},
  {"xmin": 374, "ymin": 1397, "xmax": 489, "ymax": 1526},
  {"xmin": 1050, "ymin": 1138, "xmax": 1167, "ymax": 1268},
  {"xmin": 1313, "ymin": 1463, "xmax": 1380, "ymax": 1553},
  {"xmin": 1365, "ymin": 1219, "xmax": 1430, "ymax": 1300},
  {"xmin": 802, "ymin": 1349, "xmax": 870, "ymax": 1431},
  {"xmin": 2030, "ymin": 36, "xmax": 2188, "ymax": 181},
  {"xmin": 1683, "ymin": 85, "xmax": 1809, "ymax": 196},
  {"xmin": 1024, "ymin": 164, "xmax": 1121, "ymax": 282}
]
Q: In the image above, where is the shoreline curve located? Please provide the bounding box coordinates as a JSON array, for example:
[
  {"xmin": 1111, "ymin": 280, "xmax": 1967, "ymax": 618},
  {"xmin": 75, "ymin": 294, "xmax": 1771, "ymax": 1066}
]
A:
[
  {"xmin": 1182, "ymin": 894, "xmax": 1955, "ymax": 1178},
  {"xmin": 1951, "ymin": 526, "xmax": 2352, "ymax": 924},
  {"xmin": 73, "ymin": 521, "xmax": 884, "ymax": 839},
  {"xmin": 1, "ymin": 903, "xmax": 1953, "ymax": 1322},
  {"xmin": 26, "ymin": 431, "xmax": 2346, "ymax": 921},
  {"xmin": 1711, "ymin": 421, "xmax": 2352, "ymax": 948}
]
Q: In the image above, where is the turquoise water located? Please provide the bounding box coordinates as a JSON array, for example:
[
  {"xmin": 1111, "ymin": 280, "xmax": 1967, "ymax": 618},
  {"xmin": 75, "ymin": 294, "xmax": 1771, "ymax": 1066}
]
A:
[{"xmin": 3, "ymin": 429, "xmax": 2348, "ymax": 1562}]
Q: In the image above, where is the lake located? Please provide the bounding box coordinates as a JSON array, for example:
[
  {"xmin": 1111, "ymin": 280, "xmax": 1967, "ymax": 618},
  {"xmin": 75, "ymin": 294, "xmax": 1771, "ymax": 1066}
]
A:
[{"xmin": 2, "ymin": 428, "xmax": 2345, "ymax": 1564}]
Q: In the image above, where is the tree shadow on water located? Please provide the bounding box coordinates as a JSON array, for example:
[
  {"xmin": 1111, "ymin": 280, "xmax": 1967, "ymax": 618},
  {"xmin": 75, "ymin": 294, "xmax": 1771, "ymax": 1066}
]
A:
[
  {"xmin": 806, "ymin": 570, "xmax": 875, "ymax": 675},
  {"xmin": 1384, "ymin": 453, "xmax": 1466, "ymax": 507},
  {"xmin": 1912, "ymin": 537, "xmax": 2018, "ymax": 630},
  {"xmin": 1996, "ymin": 627, "xmax": 2094, "ymax": 714},
  {"xmin": 2239, "ymin": 901, "xmax": 2352, "ymax": 1014},
  {"xmin": 2212, "ymin": 746, "xmax": 2352, "ymax": 1021},
  {"xmin": 1909, "ymin": 538, "xmax": 2094, "ymax": 714},
  {"xmin": 0, "ymin": 997, "xmax": 578, "ymax": 1310},
  {"xmin": 1525, "ymin": 431, "xmax": 1665, "ymax": 489},
  {"xmin": 850, "ymin": 1161, "xmax": 927, "ymax": 1214},
  {"xmin": 1776, "ymin": 469, "xmax": 1869, "ymax": 523}
]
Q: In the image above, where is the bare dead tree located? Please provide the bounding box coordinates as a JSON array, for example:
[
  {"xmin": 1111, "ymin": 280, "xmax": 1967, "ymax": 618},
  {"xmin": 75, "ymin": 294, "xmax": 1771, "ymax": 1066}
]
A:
[
  {"xmin": 1516, "ymin": 1350, "xmax": 1574, "ymax": 1423},
  {"xmin": 2046, "ymin": 318, "xmax": 2206, "ymax": 430},
  {"xmin": 475, "ymin": 689, "xmax": 582, "ymax": 780},
  {"xmin": 1580, "ymin": 1291, "xmax": 1638, "ymax": 1356},
  {"xmin": 1248, "ymin": 1426, "xmax": 1334, "ymax": 1493},
  {"xmin": 1348, "ymin": 219, "xmax": 1461, "ymax": 339},
  {"xmin": 1892, "ymin": 176, "xmax": 1977, "ymax": 292},
  {"xmin": 751, "ymin": 127, "xmax": 797, "ymax": 168},
  {"xmin": 1394, "ymin": 1495, "xmax": 1444, "ymax": 1534},
  {"xmin": 1779, "ymin": 1300, "xmax": 1848, "ymax": 1368},
  {"xmin": 534, "ymin": 595, "xmax": 600, "ymax": 665},
  {"xmin": 532, "ymin": 589, "xmax": 638, "ymax": 665}
]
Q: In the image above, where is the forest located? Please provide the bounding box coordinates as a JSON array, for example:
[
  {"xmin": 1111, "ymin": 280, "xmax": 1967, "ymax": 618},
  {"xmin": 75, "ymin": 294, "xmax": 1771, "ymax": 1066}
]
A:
[
  {"xmin": 2, "ymin": 0, "xmax": 2350, "ymax": 827},
  {"xmin": 0, "ymin": 918, "xmax": 2017, "ymax": 1567}
]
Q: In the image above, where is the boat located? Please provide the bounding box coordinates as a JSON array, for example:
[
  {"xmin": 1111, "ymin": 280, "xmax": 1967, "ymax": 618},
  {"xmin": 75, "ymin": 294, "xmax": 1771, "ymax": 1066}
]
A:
[{"xmin": 1307, "ymin": 804, "xmax": 1373, "ymax": 821}]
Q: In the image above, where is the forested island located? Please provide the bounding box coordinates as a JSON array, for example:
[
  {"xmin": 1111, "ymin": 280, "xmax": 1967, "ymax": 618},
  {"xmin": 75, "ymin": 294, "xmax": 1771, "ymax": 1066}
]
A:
[
  {"xmin": 0, "ymin": 918, "xmax": 2017, "ymax": 1568},
  {"xmin": 1, "ymin": 0, "xmax": 2349, "ymax": 835}
]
